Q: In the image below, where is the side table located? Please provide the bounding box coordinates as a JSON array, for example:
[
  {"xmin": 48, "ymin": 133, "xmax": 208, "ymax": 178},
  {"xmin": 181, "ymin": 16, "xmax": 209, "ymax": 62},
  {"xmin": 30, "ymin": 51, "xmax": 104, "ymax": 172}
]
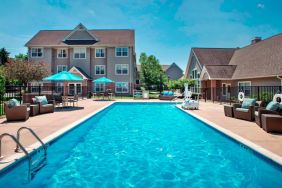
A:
[
  {"xmin": 30, "ymin": 104, "xmax": 39, "ymax": 116},
  {"xmin": 224, "ymin": 105, "xmax": 234, "ymax": 117}
]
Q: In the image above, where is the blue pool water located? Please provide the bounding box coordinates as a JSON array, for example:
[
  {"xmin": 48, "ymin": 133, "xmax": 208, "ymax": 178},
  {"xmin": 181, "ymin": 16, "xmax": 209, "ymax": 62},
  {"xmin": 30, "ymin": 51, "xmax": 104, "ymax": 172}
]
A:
[{"xmin": 0, "ymin": 103, "xmax": 281, "ymax": 187}]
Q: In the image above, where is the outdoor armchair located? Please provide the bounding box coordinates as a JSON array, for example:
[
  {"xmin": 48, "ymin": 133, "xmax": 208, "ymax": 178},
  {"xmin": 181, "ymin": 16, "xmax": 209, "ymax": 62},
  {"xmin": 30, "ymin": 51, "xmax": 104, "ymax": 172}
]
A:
[
  {"xmin": 33, "ymin": 96, "xmax": 55, "ymax": 114},
  {"xmin": 255, "ymin": 107, "xmax": 281, "ymax": 127},
  {"xmin": 4, "ymin": 102, "xmax": 30, "ymax": 121},
  {"xmin": 233, "ymin": 98, "xmax": 257, "ymax": 121}
]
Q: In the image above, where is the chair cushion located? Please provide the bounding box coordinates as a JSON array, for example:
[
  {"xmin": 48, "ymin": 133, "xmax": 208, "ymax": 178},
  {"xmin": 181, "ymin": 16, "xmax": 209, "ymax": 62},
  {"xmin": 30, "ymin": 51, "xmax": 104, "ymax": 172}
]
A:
[
  {"xmin": 7, "ymin": 98, "xmax": 20, "ymax": 108},
  {"xmin": 254, "ymin": 111, "xmax": 258, "ymax": 116},
  {"xmin": 35, "ymin": 96, "xmax": 48, "ymax": 105},
  {"xmin": 235, "ymin": 108, "xmax": 249, "ymax": 112},
  {"xmin": 266, "ymin": 101, "xmax": 280, "ymax": 111},
  {"xmin": 162, "ymin": 91, "xmax": 174, "ymax": 96},
  {"xmin": 241, "ymin": 98, "xmax": 256, "ymax": 109}
]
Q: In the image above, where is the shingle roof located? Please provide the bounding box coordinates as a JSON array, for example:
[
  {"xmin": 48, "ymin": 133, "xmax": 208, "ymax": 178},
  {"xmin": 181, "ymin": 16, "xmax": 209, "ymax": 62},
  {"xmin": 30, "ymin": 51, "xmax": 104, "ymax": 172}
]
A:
[
  {"xmin": 25, "ymin": 29, "xmax": 135, "ymax": 47},
  {"xmin": 137, "ymin": 64, "xmax": 171, "ymax": 72},
  {"xmin": 205, "ymin": 65, "xmax": 236, "ymax": 79},
  {"xmin": 192, "ymin": 33, "xmax": 282, "ymax": 80},
  {"xmin": 229, "ymin": 33, "xmax": 282, "ymax": 79},
  {"xmin": 192, "ymin": 48, "xmax": 236, "ymax": 66}
]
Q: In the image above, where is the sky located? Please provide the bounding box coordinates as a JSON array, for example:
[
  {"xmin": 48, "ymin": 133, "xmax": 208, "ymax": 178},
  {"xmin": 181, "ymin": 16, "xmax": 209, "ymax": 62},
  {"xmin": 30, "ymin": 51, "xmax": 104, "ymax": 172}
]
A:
[{"xmin": 0, "ymin": 0, "xmax": 282, "ymax": 70}]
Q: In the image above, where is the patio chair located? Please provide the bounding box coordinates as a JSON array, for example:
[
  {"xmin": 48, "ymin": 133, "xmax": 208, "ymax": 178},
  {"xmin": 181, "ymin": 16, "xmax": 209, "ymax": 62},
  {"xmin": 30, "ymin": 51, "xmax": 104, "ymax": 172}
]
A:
[
  {"xmin": 233, "ymin": 98, "xmax": 257, "ymax": 121},
  {"xmin": 33, "ymin": 96, "xmax": 55, "ymax": 114},
  {"xmin": 255, "ymin": 94, "xmax": 282, "ymax": 127},
  {"xmin": 68, "ymin": 95, "xmax": 79, "ymax": 107},
  {"xmin": 4, "ymin": 99, "xmax": 30, "ymax": 121}
]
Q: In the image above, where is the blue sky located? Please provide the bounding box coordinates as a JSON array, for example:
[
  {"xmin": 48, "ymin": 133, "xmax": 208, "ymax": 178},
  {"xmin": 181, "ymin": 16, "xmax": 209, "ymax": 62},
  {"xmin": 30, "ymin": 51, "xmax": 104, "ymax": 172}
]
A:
[{"xmin": 0, "ymin": 0, "xmax": 281, "ymax": 69}]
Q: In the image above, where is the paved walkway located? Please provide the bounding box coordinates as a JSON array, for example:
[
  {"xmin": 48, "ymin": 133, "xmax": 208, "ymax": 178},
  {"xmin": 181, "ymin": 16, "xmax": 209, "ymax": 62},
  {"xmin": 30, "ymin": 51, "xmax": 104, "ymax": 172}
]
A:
[
  {"xmin": 187, "ymin": 101, "xmax": 282, "ymax": 157},
  {"xmin": 0, "ymin": 99, "xmax": 281, "ymax": 162}
]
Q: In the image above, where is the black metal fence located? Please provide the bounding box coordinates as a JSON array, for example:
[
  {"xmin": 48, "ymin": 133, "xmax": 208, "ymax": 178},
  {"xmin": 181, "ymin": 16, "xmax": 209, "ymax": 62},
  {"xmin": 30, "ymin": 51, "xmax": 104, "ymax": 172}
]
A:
[{"xmin": 202, "ymin": 86, "xmax": 282, "ymax": 104}]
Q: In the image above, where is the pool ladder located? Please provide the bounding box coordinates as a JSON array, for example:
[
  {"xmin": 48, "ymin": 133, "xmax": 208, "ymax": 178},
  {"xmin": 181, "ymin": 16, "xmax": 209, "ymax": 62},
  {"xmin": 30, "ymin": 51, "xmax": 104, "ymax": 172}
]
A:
[{"xmin": 0, "ymin": 127, "xmax": 47, "ymax": 182}]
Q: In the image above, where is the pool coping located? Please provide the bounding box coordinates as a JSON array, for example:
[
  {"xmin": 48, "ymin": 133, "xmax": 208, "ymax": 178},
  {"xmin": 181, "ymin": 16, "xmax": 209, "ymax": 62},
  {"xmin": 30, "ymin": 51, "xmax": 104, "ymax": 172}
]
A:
[
  {"xmin": 0, "ymin": 102, "xmax": 115, "ymax": 172},
  {"xmin": 176, "ymin": 105, "xmax": 282, "ymax": 166}
]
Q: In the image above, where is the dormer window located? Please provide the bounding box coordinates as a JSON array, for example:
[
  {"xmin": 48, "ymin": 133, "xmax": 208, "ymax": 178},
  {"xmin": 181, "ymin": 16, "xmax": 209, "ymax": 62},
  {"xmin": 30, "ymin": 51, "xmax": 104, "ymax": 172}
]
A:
[
  {"xmin": 31, "ymin": 48, "xmax": 43, "ymax": 58},
  {"xmin": 57, "ymin": 49, "xmax": 68, "ymax": 58},
  {"xmin": 73, "ymin": 48, "xmax": 86, "ymax": 59}
]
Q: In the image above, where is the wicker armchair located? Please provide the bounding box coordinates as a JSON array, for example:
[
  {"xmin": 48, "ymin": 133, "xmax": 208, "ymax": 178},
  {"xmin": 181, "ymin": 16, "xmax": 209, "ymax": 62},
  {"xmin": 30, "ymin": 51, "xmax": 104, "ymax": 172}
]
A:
[
  {"xmin": 4, "ymin": 103, "xmax": 30, "ymax": 121},
  {"xmin": 233, "ymin": 103, "xmax": 255, "ymax": 121},
  {"xmin": 32, "ymin": 97, "xmax": 55, "ymax": 114}
]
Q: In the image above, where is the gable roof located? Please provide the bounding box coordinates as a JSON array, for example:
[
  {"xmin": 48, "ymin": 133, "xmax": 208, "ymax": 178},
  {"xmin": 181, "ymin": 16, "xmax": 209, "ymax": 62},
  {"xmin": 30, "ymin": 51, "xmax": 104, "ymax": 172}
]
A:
[
  {"xmin": 190, "ymin": 33, "xmax": 282, "ymax": 80},
  {"xmin": 229, "ymin": 33, "xmax": 282, "ymax": 79},
  {"xmin": 69, "ymin": 66, "xmax": 92, "ymax": 80},
  {"xmin": 136, "ymin": 64, "xmax": 179, "ymax": 72},
  {"xmin": 25, "ymin": 27, "xmax": 135, "ymax": 47},
  {"xmin": 192, "ymin": 48, "xmax": 236, "ymax": 66}
]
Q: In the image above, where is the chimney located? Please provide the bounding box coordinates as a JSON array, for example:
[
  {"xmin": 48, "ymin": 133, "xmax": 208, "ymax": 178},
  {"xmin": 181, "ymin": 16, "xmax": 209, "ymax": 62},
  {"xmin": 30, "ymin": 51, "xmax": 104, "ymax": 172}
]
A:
[{"xmin": 251, "ymin": 37, "xmax": 262, "ymax": 44}]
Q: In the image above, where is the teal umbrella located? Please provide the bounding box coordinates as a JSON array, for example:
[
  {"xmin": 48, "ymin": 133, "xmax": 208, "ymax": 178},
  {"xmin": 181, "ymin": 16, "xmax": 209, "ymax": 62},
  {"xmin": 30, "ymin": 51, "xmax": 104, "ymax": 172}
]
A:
[
  {"xmin": 43, "ymin": 71, "xmax": 83, "ymax": 81},
  {"xmin": 93, "ymin": 77, "xmax": 114, "ymax": 83}
]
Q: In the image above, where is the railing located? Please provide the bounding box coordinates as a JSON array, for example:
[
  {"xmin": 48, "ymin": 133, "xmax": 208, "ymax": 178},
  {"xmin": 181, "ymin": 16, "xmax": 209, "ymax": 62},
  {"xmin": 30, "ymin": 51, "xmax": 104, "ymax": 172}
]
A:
[{"xmin": 0, "ymin": 133, "xmax": 32, "ymax": 181}]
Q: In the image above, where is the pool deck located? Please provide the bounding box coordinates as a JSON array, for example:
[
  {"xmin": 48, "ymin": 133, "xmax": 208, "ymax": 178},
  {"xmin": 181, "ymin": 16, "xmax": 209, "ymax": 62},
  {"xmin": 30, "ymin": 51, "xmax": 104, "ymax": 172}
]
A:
[{"xmin": 0, "ymin": 99, "xmax": 281, "ymax": 169}]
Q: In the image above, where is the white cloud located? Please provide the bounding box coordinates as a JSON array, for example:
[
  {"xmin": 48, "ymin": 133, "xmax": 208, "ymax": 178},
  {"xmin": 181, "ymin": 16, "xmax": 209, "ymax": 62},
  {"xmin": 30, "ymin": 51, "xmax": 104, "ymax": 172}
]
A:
[
  {"xmin": 175, "ymin": 0, "xmax": 275, "ymax": 48},
  {"xmin": 257, "ymin": 3, "xmax": 265, "ymax": 9}
]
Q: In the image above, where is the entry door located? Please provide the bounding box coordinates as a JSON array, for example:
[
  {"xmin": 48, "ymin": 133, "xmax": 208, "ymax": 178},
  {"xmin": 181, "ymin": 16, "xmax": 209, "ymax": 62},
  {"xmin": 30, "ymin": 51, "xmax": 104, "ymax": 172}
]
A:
[
  {"xmin": 68, "ymin": 84, "xmax": 75, "ymax": 95},
  {"xmin": 226, "ymin": 84, "xmax": 231, "ymax": 98},
  {"xmin": 222, "ymin": 83, "xmax": 231, "ymax": 99}
]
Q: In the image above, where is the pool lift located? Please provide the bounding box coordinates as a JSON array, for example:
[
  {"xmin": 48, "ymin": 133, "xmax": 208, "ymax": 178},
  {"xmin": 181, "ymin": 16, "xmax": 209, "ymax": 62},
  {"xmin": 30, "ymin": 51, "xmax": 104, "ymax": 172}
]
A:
[{"xmin": 0, "ymin": 127, "xmax": 47, "ymax": 182}]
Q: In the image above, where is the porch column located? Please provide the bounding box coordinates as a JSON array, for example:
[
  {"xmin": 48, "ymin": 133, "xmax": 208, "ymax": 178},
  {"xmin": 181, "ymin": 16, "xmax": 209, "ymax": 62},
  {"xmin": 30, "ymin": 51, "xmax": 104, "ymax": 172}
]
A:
[{"xmin": 211, "ymin": 80, "xmax": 217, "ymax": 102}]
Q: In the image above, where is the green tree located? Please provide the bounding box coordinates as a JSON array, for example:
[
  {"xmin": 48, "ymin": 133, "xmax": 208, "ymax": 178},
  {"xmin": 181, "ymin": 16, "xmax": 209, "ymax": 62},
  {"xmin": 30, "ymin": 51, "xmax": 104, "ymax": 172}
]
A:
[
  {"xmin": 139, "ymin": 53, "xmax": 166, "ymax": 89},
  {"xmin": 0, "ymin": 66, "xmax": 6, "ymax": 96},
  {"xmin": 0, "ymin": 48, "xmax": 10, "ymax": 65},
  {"xmin": 14, "ymin": 53, "xmax": 28, "ymax": 61},
  {"xmin": 5, "ymin": 60, "xmax": 49, "ymax": 86}
]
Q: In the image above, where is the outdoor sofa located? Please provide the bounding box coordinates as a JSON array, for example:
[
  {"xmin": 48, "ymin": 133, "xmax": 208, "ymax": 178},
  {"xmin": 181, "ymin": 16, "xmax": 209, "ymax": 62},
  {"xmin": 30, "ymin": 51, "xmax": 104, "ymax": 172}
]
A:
[{"xmin": 4, "ymin": 99, "xmax": 30, "ymax": 121}]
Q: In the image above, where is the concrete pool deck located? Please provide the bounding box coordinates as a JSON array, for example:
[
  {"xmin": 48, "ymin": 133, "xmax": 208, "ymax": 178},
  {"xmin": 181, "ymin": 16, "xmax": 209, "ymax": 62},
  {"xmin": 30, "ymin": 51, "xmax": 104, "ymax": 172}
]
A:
[{"xmin": 0, "ymin": 99, "xmax": 281, "ymax": 168}]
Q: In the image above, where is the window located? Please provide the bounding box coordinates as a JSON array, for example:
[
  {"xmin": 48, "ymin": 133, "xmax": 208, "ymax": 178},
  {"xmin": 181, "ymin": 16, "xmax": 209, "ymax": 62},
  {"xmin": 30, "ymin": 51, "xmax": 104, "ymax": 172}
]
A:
[
  {"xmin": 238, "ymin": 81, "xmax": 251, "ymax": 97},
  {"xmin": 57, "ymin": 65, "xmax": 68, "ymax": 73},
  {"xmin": 115, "ymin": 82, "xmax": 129, "ymax": 93},
  {"xmin": 95, "ymin": 48, "xmax": 105, "ymax": 58},
  {"xmin": 115, "ymin": 47, "xmax": 128, "ymax": 57},
  {"xmin": 76, "ymin": 83, "xmax": 82, "ymax": 94},
  {"xmin": 94, "ymin": 83, "xmax": 105, "ymax": 92},
  {"xmin": 190, "ymin": 68, "xmax": 200, "ymax": 93},
  {"xmin": 68, "ymin": 83, "xmax": 82, "ymax": 95},
  {"xmin": 73, "ymin": 48, "xmax": 86, "ymax": 59},
  {"xmin": 95, "ymin": 65, "xmax": 105, "ymax": 75},
  {"xmin": 56, "ymin": 83, "xmax": 64, "ymax": 93},
  {"xmin": 31, "ymin": 48, "xmax": 43, "ymax": 58},
  {"xmin": 57, "ymin": 49, "xmax": 68, "ymax": 58},
  {"xmin": 115, "ymin": 64, "xmax": 128, "ymax": 75}
]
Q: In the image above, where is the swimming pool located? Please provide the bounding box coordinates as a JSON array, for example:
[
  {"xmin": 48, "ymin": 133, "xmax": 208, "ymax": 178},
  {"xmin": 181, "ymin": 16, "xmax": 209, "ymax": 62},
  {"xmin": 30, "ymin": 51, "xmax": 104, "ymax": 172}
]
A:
[{"xmin": 0, "ymin": 102, "xmax": 281, "ymax": 187}]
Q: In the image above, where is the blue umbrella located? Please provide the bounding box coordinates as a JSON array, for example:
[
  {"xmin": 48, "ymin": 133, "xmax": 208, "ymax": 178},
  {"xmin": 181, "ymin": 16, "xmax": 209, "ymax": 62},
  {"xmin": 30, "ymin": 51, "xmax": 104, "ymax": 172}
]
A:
[
  {"xmin": 93, "ymin": 77, "xmax": 114, "ymax": 83},
  {"xmin": 43, "ymin": 71, "xmax": 83, "ymax": 81}
]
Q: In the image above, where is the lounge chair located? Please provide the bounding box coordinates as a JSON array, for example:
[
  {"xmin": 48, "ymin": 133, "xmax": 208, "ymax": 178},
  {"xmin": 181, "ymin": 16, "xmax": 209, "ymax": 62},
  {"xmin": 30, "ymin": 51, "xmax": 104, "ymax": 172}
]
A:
[
  {"xmin": 255, "ymin": 94, "xmax": 282, "ymax": 127},
  {"xmin": 133, "ymin": 90, "xmax": 142, "ymax": 99},
  {"xmin": 233, "ymin": 98, "xmax": 257, "ymax": 121},
  {"xmin": 4, "ymin": 99, "xmax": 30, "ymax": 121},
  {"xmin": 159, "ymin": 91, "xmax": 176, "ymax": 100},
  {"xmin": 33, "ymin": 96, "xmax": 55, "ymax": 114}
]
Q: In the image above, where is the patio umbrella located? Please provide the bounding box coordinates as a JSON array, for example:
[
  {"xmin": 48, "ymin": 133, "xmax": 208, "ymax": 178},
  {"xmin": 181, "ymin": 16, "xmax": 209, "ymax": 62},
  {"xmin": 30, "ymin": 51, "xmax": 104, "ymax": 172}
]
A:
[
  {"xmin": 43, "ymin": 71, "xmax": 83, "ymax": 81},
  {"xmin": 43, "ymin": 71, "xmax": 83, "ymax": 95},
  {"xmin": 93, "ymin": 77, "xmax": 114, "ymax": 93},
  {"xmin": 93, "ymin": 77, "xmax": 114, "ymax": 83}
]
